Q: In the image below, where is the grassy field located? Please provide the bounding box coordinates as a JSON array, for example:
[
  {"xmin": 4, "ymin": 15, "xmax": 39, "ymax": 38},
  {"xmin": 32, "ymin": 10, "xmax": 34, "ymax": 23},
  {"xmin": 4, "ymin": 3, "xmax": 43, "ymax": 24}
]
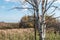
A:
[
  {"xmin": 0, "ymin": 28, "xmax": 35, "ymax": 40},
  {"xmin": 0, "ymin": 28, "xmax": 60, "ymax": 40}
]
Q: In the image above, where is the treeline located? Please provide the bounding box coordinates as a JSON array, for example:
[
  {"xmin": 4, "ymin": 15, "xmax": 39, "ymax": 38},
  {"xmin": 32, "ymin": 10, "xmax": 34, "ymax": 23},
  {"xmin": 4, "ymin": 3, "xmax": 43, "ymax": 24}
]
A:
[
  {"xmin": 19, "ymin": 15, "xmax": 60, "ymax": 32},
  {"xmin": 0, "ymin": 22, "xmax": 19, "ymax": 29}
]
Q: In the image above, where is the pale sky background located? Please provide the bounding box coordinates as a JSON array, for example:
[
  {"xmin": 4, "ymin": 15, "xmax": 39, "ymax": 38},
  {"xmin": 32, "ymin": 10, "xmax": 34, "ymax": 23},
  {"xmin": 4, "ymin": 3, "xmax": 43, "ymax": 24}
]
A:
[{"xmin": 0, "ymin": 0, "xmax": 60, "ymax": 23}]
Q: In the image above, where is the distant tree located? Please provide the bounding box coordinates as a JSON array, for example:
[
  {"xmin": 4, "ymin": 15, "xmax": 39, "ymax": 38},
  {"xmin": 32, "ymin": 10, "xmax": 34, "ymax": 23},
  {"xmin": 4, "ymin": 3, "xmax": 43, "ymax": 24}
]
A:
[
  {"xmin": 19, "ymin": 15, "xmax": 57, "ymax": 28},
  {"xmin": 19, "ymin": 16, "xmax": 34, "ymax": 28}
]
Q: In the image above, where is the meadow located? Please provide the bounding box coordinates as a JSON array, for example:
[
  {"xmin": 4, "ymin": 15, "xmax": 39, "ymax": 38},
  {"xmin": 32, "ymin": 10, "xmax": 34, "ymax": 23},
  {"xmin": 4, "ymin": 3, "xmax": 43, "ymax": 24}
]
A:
[{"xmin": 0, "ymin": 28, "xmax": 60, "ymax": 40}]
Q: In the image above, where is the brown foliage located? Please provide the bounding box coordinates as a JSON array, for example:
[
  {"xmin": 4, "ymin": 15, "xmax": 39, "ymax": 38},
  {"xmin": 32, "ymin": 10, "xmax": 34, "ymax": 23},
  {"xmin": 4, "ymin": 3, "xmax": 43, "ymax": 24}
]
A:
[
  {"xmin": 19, "ymin": 16, "xmax": 34, "ymax": 28},
  {"xmin": 19, "ymin": 15, "xmax": 58, "ymax": 28}
]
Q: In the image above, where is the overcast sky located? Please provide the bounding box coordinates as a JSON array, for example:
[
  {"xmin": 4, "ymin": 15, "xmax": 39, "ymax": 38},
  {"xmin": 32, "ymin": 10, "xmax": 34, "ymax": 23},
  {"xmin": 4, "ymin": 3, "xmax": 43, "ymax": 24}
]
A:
[{"xmin": 0, "ymin": 0, "xmax": 60, "ymax": 23}]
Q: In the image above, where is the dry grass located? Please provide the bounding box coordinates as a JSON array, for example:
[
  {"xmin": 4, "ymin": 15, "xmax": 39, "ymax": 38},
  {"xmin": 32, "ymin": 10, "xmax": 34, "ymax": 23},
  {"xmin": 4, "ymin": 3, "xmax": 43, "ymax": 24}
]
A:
[
  {"xmin": 0, "ymin": 28, "xmax": 60, "ymax": 40},
  {"xmin": 0, "ymin": 28, "xmax": 35, "ymax": 40}
]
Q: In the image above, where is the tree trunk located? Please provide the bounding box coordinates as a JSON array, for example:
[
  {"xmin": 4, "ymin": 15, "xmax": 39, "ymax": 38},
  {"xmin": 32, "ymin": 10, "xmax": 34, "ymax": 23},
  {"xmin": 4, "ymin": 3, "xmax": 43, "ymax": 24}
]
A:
[
  {"xmin": 41, "ymin": 0, "xmax": 46, "ymax": 40},
  {"xmin": 36, "ymin": 8, "xmax": 42, "ymax": 40},
  {"xmin": 34, "ymin": 9, "xmax": 37, "ymax": 40}
]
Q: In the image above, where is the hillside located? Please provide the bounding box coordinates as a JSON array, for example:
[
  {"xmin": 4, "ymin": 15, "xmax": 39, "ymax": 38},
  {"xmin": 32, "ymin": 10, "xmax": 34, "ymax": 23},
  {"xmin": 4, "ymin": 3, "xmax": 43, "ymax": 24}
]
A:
[{"xmin": 0, "ymin": 22, "xmax": 19, "ymax": 29}]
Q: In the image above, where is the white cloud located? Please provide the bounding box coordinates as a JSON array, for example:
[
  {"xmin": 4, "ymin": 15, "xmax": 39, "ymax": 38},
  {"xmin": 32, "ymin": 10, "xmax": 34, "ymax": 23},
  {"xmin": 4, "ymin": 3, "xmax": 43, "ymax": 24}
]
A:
[
  {"xmin": 48, "ymin": 0, "xmax": 60, "ymax": 3},
  {"xmin": 4, "ymin": 0, "xmax": 25, "ymax": 3},
  {"xmin": 56, "ymin": 0, "xmax": 60, "ymax": 3},
  {"xmin": 4, "ymin": 0, "xmax": 18, "ymax": 2},
  {"xmin": 4, "ymin": 0, "xmax": 60, "ymax": 4},
  {"xmin": 5, "ymin": 0, "xmax": 10, "ymax": 2},
  {"xmin": 4, "ymin": 0, "xmax": 60, "ymax": 3}
]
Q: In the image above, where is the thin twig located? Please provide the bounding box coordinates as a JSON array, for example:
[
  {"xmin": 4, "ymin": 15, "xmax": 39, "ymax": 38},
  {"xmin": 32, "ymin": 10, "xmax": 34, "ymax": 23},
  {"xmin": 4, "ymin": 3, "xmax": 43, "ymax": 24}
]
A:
[
  {"xmin": 9, "ymin": 7, "xmax": 33, "ymax": 10},
  {"xmin": 44, "ymin": 0, "xmax": 57, "ymax": 14},
  {"xmin": 25, "ymin": 0, "xmax": 36, "ymax": 8}
]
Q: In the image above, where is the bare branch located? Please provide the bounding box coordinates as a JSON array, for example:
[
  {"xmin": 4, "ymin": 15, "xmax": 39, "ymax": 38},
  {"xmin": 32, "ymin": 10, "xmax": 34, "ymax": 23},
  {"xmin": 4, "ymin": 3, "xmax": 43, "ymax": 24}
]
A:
[
  {"xmin": 49, "ymin": 13, "xmax": 55, "ymax": 17},
  {"xmin": 44, "ymin": 0, "xmax": 57, "ymax": 14},
  {"xmin": 9, "ymin": 7, "xmax": 33, "ymax": 10},
  {"xmin": 27, "ymin": 9, "xmax": 34, "ymax": 14},
  {"xmin": 25, "ymin": 0, "xmax": 36, "ymax": 8},
  {"xmin": 52, "ymin": 5, "xmax": 60, "ymax": 10},
  {"xmin": 45, "ymin": 0, "xmax": 48, "ymax": 9},
  {"xmin": 42, "ymin": 0, "xmax": 45, "ymax": 14},
  {"xmin": 47, "ymin": 0, "xmax": 56, "ymax": 10},
  {"xmin": 33, "ymin": 0, "xmax": 38, "ymax": 6},
  {"xmin": 43, "ymin": 0, "xmax": 48, "ymax": 14},
  {"xmin": 33, "ymin": 0, "xmax": 41, "ymax": 6},
  {"xmin": 51, "ymin": 8, "xmax": 56, "ymax": 13},
  {"xmin": 38, "ymin": 0, "xmax": 41, "ymax": 5}
]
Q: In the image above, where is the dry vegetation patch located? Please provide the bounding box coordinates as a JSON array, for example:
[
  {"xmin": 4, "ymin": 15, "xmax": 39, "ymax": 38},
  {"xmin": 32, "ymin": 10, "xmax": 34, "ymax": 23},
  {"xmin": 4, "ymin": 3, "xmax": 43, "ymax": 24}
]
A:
[{"xmin": 0, "ymin": 28, "xmax": 35, "ymax": 40}]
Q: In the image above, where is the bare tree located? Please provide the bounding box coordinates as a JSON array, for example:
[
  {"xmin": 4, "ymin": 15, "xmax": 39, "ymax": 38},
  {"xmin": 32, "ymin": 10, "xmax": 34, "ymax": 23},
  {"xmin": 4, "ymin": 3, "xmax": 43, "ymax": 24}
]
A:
[{"xmin": 11, "ymin": 0, "xmax": 60, "ymax": 40}]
